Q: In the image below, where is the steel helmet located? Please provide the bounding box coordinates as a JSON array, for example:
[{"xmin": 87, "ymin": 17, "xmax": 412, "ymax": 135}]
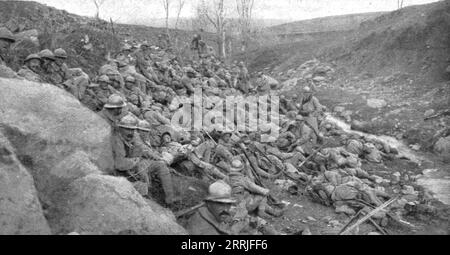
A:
[
  {"xmin": 54, "ymin": 48, "xmax": 68, "ymax": 59},
  {"xmin": 25, "ymin": 54, "xmax": 41, "ymax": 63},
  {"xmin": 184, "ymin": 67, "xmax": 196, "ymax": 74},
  {"xmin": 117, "ymin": 114, "xmax": 138, "ymax": 130},
  {"xmin": 205, "ymin": 181, "xmax": 236, "ymax": 204},
  {"xmin": 125, "ymin": 76, "xmax": 136, "ymax": 83},
  {"xmin": 230, "ymin": 158, "xmax": 244, "ymax": 173},
  {"xmin": 104, "ymin": 94, "xmax": 127, "ymax": 109},
  {"xmin": 137, "ymin": 120, "xmax": 151, "ymax": 132},
  {"xmin": 0, "ymin": 27, "xmax": 15, "ymax": 43},
  {"xmin": 303, "ymin": 86, "xmax": 312, "ymax": 93},
  {"xmin": 38, "ymin": 49, "xmax": 56, "ymax": 61},
  {"xmin": 98, "ymin": 75, "xmax": 110, "ymax": 83}
]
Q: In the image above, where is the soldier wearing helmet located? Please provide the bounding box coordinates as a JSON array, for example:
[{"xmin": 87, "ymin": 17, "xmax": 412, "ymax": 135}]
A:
[
  {"xmin": 298, "ymin": 86, "xmax": 326, "ymax": 140},
  {"xmin": 17, "ymin": 54, "xmax": 43, "ymax": 82},
  {"xmin": 91, "ymin": 75, "xmax": 115, "ymax": 106},
  {"xmin": 54, "ymin": 48, "xmax": 68, "ymax": 65},
  {"xmin": 51, "ymin": 47, "xmax": 87, "ymax": 97},
  {"xmin": 228, "ymin": 158, "xmax": 284, "ymax": 220},
  {"xmin": 37, "ymin": 49, "xmax": 63, "ymax": 85},
  {"xmin": 38, "ymin": 49, "xmax": 56, "ymax": 71},
  {"xmin": 185, "ymin": 181, "xmax": 236, "ymax": 235},
  {"xmin": 98, "ymin": 94, "xmax": 128, "ymax": 129},
  {"xmin": 0, "ymin": 27, "xmax": 15, "ymax": 66},
  {"xmin": 113, "ymin": 118, "xmax": 179, "ymax": 205},
  {"xmin": 237, "ymin": 62, "xmax": 250, "ymax": 94},
  {"xmin": 81, "ymin": 82, "xmax": 103, "ymax": 112}
]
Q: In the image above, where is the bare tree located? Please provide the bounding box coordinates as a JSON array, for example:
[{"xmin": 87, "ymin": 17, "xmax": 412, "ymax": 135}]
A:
[
  {"xmin": 196, "ymin": 0, "xmax": 230, "ymax": 59},
  {"xmin": 174, "ymin": 0, "xmax": 187, "ymax": 30},
  {"xmin": 92, "ymin": 0, "xmax": 106, "ymax": 20},
  {"xmin": 236, "ymin": 0, "xmax": 254, "ymax": 52},
  {"xmin": 397, "ymin": 0, "xmax": 405, "ymax": 9},
  {"xmin": 161, "ymin": 0, "xmax": 171, "ymax": 35}
]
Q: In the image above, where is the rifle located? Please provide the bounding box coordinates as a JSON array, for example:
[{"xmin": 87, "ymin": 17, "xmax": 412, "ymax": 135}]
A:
[
  {"xmin": 202, "ymin": 129, "xmax": 218, "ymax": 146},
  {"xmin": 253, "ymin": 146, "xmax": 284, "ymax": 177},
  {"xmin": 238, "ymin": 143, "xmax": 281, "ymax": 205},
  {"xmin": 297, "ymin": 141, "xmax": 329, "ymax": 170},
  {"xmin": 175, "ymin": 202, "xmax": 205, "ymax": 218},
  {"xmin": 424, "ymin": 109, "xmax": 450, "ymax": 121}
]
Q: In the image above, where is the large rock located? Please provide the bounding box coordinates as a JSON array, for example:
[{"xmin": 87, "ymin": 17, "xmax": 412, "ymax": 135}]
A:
[
  {"xmin": 0, "ymin": 78, "xmax": 114, "ymax": 206},
  {"xmin": 0, "ymin": 133, "xmax": 51, "ymax": 235},
  {"xmin": 0, "ymin": 78, "xmax": 186, "ymax": 234},
  {"xmin": 53, "ymin": 174, "xmax": 187, "ymax": 235}
]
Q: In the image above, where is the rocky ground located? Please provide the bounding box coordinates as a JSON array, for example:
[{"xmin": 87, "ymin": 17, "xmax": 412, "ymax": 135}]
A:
[{"xmin": 254, "ymin": 58, "xmax": 450, "ymax": 235}]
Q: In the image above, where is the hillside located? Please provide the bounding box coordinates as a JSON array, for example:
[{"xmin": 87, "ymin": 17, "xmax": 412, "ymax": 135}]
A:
[
  {"xmin": 243, "ymin": 0, "xmax": 450, "ymax": 154},
  {"xmin": 250, "ymin": 1, "xmax": 449, "ymax": 81},
  {"xmin": 269, "ymin": 12, "xmax": 385, "ymax": 35},
  {"xmin": 0, "ymin": 1, "xmax": 217, "ymax": 75}
]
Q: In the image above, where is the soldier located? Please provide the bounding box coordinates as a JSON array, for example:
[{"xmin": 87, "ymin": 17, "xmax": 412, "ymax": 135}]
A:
[
  {"xmin": 53, "ymin": 48, "xmax": 70, "ymax": 80},
  {"xmin": 112, "ymin": 115, "xmax": 179, "ymax": 205},
  {"xmin": 237, "ymin": 62, "xmax": 250, "ymax": 94},
  {"xmin": 54, "ymin": 48, "xmax": 90, "ymax": 101},
  {"xmin": 103, "ymin": 68, "xmax": 125, "ymax": 96},
  {"xmin": 308, "ymin": 169, "xmax": 390, "ymax": 208},
  {"xmin": 280, "ymin": 95, "xmax": 298, "ymax": 115},
  {"xmin": 213, "ymin": 132, "xmax": 235, "ymax": 173},
  {"xmin": 124, "ymin": 76, "xmax": 138, "ymax": 101},
  {"xmin": 38, "ymin": 49, "xmax": 61, "ymax": 85},
  {"xmin": 198, "ymin": 40, "xmax": 208, "ymax": 59},
  {"xmin": 159, "ymin": 130, "xmax": 188, "ymax": 166},
  {"xmin": 190, "ymin": 34, "xmax": 201, "ymax": 57},
  {"xmin": 95, "ymin": 75, "xmax": 114, "ymax": 106},
  {"xmin": 179, "ymin": 136, "xmax": 228, "ymax": 180},
  {"xmin": 316, "ymin": 146, "xmax": 362, "ymax": 170},
  {"xmin": 98, "ymin": 94, "xmax": 128, "ymax": 129},
  {"xmin": 185, "ymin": 181, "xmax": 236, "ymax": 235},
  {"xmin": 125, "ymin": 75, "xmax": 152, "ymax": 104},
  {"xmin": 0, "ymin": 27, "xmax": 15, "ymax": 66},
  {"xmin": 142, "ymin": 102, "xmax": 172, "ymax": 129},
  {"xmin": 288, "ymin": 115, "xmax": 318, "ymax": 156},
  {"xmin": 298, "ymin": 86, "xmax": 326, "ymax": 140},
  {"xmin": 178, "ymin": 67, "xmax": 196, "ymax": 96},
  {"xmin": 18, "ymin": 54, "xmax": 43, "ymax": 82},
  {"xmin": 81, "ymin": 82, "xmax": 103, "ymax": 112},
  {"xmin": 228, "ymin": 159, "xmax": 284, "ymax": 219},
  {"xmin": 136, "ymin": 120, "xmax": 164, "ymax": 156},
  {"xmin": 126, "ymin": 94, "xmax": 142, "ymax": 117}
]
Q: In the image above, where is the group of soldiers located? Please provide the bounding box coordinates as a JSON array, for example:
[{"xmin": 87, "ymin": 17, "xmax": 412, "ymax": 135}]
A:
[{"xmin": 0, "ymin": 26, "xmax": 402, "ymax": 235}]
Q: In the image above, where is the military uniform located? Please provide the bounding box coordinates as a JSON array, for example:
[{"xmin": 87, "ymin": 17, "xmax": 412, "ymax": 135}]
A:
[
  {"xmin": 18, "ymin": 66, "xmax": 42, "ymax": 83},
  {"xmin": 186, "ymin": 207, "xmax": 233, "ymax": 235},
  {"xmin": 298, "ymin": 94, "xmax": 325, "ymax": 136},
  {"xmin": 112, "ymin": 129, "xmax": 176, "ymax": 203},
  {"xmin": 99, "ymin": 108, "xmax": 127, "ymax": 129}
]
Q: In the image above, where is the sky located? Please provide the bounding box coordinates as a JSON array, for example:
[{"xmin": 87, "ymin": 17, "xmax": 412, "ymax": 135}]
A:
[{"xmin": 31, "ymin": 0, "xmax": 441, "ymax": 25}]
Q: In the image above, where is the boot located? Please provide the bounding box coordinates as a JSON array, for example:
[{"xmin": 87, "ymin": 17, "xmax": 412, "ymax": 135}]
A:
[
  {"xmin": 159, "ymin": 170, "xmax": 180, "ymax": 205},
  {"xmin": 265, "ymin": 205, "xmax": 285, "ymax": 218}
]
